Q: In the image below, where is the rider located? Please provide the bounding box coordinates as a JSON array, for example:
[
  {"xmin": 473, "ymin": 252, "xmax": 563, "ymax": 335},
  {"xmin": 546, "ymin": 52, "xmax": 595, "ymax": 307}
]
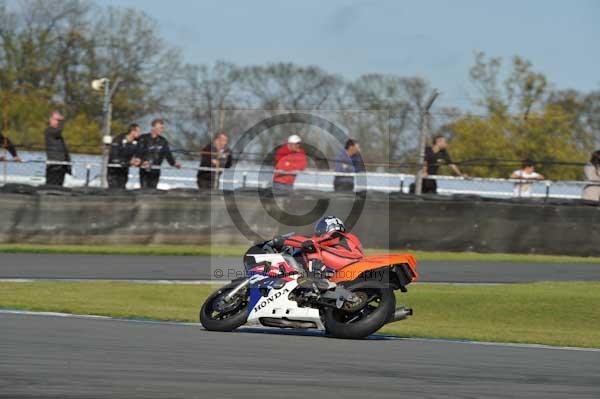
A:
[{"xmin": 274, "ymin": 216, "xmax": 364, "ymax": 290}]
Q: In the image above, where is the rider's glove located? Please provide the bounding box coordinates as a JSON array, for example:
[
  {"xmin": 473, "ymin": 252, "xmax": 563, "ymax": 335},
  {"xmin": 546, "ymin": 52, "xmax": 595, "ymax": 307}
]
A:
[
  {"xmin": 271, "ymin": 235, "xmax": 285, "ymax": 251},
  {"xmin": 301, "ymin": 240, "xmax": 317, "ymax": 253}
]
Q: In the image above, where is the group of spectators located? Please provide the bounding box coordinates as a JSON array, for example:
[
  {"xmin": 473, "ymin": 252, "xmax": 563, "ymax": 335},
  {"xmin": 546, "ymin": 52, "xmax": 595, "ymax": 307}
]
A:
[
  {"xmin": 106, "ymin": 118, "xmax": 182, "ymax": 189},
  {"xmin": 41, "ymin": 111, "xmax": 183, "ymax": 189},
  {"xmin": 1, "ymin": 111, "xmax": 600, "ymax": 201},
  {"xmin": 271, "ymin": 134, "xmax": 366, "ymax": 192}
]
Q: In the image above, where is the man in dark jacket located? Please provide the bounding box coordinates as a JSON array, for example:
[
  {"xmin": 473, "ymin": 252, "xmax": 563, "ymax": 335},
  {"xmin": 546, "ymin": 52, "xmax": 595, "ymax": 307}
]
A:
[
  {"xmin": 421, "ymin": 135, "xmax": 468, "ymax": 194},
  {"xmin": 333, "ymin": 139, "xmax": 363, "ymax": 192},
  {"xmin": 107, "ymin": 123, "xmax": 141, "ymax": 189},
  {"xmin": 137, "ymin": 119, "xmax": 181, "ymax": 189},
  {"xmin": 0, "ymin": 131, "xmax": 22, "ymax": 162},
  {"xmin": 45, "ymin": 111, "xmax": 71, "ymax": 186},
  {"xmin": 197, "ymin": 132, "xmax": 232, "ymax": 189}
]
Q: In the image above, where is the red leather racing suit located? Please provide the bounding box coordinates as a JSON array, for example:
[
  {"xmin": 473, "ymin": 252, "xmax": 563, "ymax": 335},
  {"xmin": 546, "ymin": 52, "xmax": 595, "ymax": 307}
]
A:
[{"xmin": 283, "ymin": 231, "xmax": 364, "ymax": 271}]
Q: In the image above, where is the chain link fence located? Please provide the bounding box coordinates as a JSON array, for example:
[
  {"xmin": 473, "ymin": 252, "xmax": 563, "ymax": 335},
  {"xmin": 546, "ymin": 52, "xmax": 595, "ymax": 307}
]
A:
[{"xmin": 1, "ymin": 149, "xmax": 596, "ymax": 200}]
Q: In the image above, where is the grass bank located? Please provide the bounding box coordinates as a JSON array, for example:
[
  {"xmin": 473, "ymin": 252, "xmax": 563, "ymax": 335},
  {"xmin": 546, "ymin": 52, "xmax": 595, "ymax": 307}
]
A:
[
  {"xmin": 1, "ymin": 244, "xmax": 599, "ymax": 263},
  {"xmin": 1, "ymin": 281, "xmax": 598, "ymax": 348}
]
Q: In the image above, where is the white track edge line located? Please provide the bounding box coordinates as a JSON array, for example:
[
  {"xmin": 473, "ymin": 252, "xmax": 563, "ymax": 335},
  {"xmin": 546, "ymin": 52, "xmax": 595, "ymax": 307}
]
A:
[{"xmin": 1, "ymin": 309, "xmax": 598, "ymax": 353}]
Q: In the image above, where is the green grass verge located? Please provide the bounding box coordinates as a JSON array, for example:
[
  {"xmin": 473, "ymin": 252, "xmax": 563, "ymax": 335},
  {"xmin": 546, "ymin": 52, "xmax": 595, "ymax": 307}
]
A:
[
  {"xmin": 1, "ymin": 243, "xmax": 599, "ymax": 263},
  {"xmin": 1, "ymin": 281, "xmax": 598, "ymax": 348}
]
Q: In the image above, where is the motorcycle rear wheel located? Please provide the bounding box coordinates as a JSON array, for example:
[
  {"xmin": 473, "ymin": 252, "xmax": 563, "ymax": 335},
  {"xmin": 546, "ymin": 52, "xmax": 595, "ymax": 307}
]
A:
[
  {"xmin": 323, "ymin": 283, "xmax": 395, "ymax": 339},
  {"xmin": 200, "ymin": 282, "xmax": 249, "ymax": 332}
]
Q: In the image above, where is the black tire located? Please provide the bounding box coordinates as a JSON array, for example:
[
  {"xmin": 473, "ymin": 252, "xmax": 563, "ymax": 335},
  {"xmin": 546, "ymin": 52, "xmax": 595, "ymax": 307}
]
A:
[
  {"xmin": 323, "ymin": 283, "xmax": 396, "ymax": 339},
  {"xmin": 200, "ymin": 282, "xmax": 249, "ymax": 332}
]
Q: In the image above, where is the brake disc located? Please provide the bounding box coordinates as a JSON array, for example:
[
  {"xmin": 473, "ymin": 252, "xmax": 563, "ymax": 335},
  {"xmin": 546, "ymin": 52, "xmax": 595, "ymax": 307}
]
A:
[
  {"xmin": 341, "ymin": 291, "xmax": 368, "ymax": 312},
  {"xmin": 214, "ymin": 294, "xmax": 242, "ymax": 313}
]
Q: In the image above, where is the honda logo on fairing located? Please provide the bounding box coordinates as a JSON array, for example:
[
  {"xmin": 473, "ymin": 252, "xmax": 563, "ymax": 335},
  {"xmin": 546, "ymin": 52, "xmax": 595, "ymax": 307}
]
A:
[{"xmin": 253, "ymin": 288, "xmax": 290, "ymax": 312}]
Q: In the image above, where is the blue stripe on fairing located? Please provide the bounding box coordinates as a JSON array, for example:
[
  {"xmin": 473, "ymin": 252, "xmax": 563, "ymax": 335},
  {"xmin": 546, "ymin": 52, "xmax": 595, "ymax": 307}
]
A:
[{"xmin": 248, "ymin": 287, "xmax": 262, "ymax": 314}]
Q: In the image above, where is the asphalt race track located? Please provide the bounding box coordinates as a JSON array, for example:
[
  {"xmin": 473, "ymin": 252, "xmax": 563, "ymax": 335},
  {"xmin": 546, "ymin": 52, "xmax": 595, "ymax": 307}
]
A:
[
  {"xmin": 1, "ymin": 253, "xmax": 599, "ymax": 282},
  {"xmin": 1, "ymin": 313, "xmax": 599, "ymax": 399}
]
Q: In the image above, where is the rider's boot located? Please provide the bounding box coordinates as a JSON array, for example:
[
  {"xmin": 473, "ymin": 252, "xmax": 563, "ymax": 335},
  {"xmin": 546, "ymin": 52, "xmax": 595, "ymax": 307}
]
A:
[
  {"xmin": 297, "ymin": 274, "xmax": 331, "ymax": 291},
  {"xmin": 297, "ymin": 259, "xmax": 333, "ymax": 292}
]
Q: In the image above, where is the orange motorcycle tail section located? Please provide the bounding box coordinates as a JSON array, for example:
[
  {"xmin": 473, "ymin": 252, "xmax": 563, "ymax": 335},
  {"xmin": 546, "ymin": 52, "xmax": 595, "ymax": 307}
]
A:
[{"xmin": 329, "ymin": 254, "xmax": 418, "ymax": 285}]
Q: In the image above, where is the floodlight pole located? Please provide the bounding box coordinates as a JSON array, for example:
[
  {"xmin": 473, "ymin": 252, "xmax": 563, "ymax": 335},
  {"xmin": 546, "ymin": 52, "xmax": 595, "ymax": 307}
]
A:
[
  {"xmin": 414, "ymin": 89, "xmax": 440, "ymax": 195},
  {"xmin": 99, "ymin": 78, "xmax": 122, "ymax": 188}
]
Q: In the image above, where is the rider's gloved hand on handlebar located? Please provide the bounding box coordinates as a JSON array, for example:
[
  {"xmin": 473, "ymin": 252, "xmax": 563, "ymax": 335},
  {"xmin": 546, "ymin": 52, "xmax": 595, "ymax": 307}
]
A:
[
  {"xmin": 271, "ymin": 235, "xmax": 286, "ymax": 251},
  {"xmin": 301, "ymin": 240, "xmax": 317, "ymax": 253}
]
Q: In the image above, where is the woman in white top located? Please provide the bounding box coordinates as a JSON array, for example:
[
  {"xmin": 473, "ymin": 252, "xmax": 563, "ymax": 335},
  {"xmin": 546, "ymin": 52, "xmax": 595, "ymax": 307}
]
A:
[
  {"xmin": 582, "ymin": 150, "xmax": 600, "ymax": 201},
  {"xmin": 510, "ymin": 159, "xmax": 544, "ymax": 197}
]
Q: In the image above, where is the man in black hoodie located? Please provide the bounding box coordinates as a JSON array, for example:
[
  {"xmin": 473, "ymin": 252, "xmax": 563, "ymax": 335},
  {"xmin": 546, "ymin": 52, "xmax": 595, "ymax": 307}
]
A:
[
  {"xmin": 137, "ymin": 119, "xmax": 181, "ymax": 189},
  {"xmin": 107, "ymin": 123, "xmax": 141, "ymax": 189},
  {"xmin": 45, "ymin": 111, "xmax": 71, "ymax": 186},
  {"xmin": 0, "ymin": 131, "xmax": 22, "ymax": 162},
  {"xmin": 197, "ymin": 132, "xmax": 232, "ymax": 189}
]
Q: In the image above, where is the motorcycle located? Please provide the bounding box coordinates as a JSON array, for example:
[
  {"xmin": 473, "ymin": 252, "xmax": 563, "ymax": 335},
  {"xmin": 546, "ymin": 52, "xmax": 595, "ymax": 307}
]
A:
[{"xmin": 200, "ymin": 238, "xmax": 418, "ymax": 339}]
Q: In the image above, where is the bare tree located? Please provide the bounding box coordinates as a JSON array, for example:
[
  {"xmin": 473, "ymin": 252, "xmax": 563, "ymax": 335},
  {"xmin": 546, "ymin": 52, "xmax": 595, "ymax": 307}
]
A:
[{"xmin": 171, "ymin": 61, "xmax": 242, "ymax": 154}]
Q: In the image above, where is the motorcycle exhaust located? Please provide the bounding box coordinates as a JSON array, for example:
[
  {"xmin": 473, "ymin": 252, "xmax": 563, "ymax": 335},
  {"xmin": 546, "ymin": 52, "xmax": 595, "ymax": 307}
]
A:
[
  {"xmin": 389, "ymin": 307, "xmax": 413, "ymax": 323},
  {"xmin": 260, "ymin": 317, "xmax": 317, "ymax": 329}
]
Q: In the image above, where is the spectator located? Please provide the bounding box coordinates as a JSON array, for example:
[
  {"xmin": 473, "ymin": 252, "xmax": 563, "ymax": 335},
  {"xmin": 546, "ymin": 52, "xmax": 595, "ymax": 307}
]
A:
[
  {"xmin": 511, "ymin": 159, "xmax": 544, "ymax": 197},
  {"xmin": 273, "ymin": 134, "xmax": 307, "ymax": 192},
  {"xmin": 0, "ymin": 130, "xmax": 22, "ymax": 162},
  {"xmin": 137, "ymin": 119, "xmax": 181, "ymax": 189},
  {"xmin": 416, "ymin": 135, "xmax": 467, "ymax": 194},
  {"xmin": 44, "ymin": 111, "xmax": 71, "ymax": 186},
  {"xmin": 334, "ymin": 139, "xmax": 363, "ymax": 192},
  {"xmin": 197, "ymin": 132, "xmax": 232, "ymax": 190},
  {"xmin": 582, "ymin": 150, "xmax": 600, "ymax": 201},
  {"xmin": 107, "ymin": 123, "xmax": 142, "ymax": 189}
]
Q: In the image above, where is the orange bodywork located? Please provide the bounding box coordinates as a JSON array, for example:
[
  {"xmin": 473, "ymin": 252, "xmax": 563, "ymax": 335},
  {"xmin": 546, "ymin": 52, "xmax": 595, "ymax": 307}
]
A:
[{"xmin": 329, "ymin": 253, "xmax": 418, "ymax": 284}]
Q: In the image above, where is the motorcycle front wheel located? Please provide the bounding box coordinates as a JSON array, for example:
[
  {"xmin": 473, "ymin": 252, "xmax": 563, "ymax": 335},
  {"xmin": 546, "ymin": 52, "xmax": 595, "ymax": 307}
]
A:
[
  {"xmin": 323, "ymin": 282, "xmax": 395, "ymax": 339},
  {"xmin": 200, "ymin": 282, "xmax": 249, "ymax": 331}
]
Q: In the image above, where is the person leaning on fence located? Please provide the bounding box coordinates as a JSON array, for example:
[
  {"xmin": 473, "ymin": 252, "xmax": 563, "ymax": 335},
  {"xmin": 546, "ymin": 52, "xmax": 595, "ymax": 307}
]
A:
[
  {"xmin": 272, "ymin": 134, "xmax": 307, "ymax": 192},
  {"xmin": 197, "ymin": 131, "xmax": 232, "ymax": 190},
  {"xmin": 137, "ymin": 119, "xmax": 181, "ymax": 189},
  {"xmin": 107, "ymin": 123, "xmax": 142, "ymax": 189},
  {"xmin": 44, "ymin": 111, "xmax": 71, "ymax": 186},
  {"xmin": 333, "ymin": 139, "xmax": 363, "ymax": 192},
  {"xmin": 0, "ymin": 131, "xmax": 22, "ymax": 163},
  {"xmin": 582, "ymin": 150, "xmax": 600, "ymax": 201},
  {"xmin": 413, "ymin": 135, "xmax": 467, "ymax": 194},
  {"xmin": 510, "ymin": 159, "xmax": 544, "ymax": 198}
]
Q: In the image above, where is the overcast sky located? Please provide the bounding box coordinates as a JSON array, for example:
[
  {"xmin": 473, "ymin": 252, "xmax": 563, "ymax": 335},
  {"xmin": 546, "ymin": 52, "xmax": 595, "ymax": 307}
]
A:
[{"xmin": 103, "ymin": 0, "xmax": 599, "ymax": 109}]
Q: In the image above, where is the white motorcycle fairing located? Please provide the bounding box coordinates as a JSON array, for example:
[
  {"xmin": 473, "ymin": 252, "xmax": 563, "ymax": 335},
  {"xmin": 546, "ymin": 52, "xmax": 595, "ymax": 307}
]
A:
[{"xmin": 244, "ymin": 254, "xmax": 325, "ymax": 330}]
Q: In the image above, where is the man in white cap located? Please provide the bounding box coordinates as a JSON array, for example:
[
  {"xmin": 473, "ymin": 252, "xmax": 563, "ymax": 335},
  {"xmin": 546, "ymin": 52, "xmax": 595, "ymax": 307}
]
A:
[{"xmin": 272, "ymin": 134, "xmax": 307, "ymax": 192}]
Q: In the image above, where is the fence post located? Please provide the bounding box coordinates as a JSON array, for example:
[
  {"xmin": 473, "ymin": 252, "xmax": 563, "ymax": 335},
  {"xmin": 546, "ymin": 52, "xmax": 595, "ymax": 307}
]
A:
[
  {"xmin": 85, "ymin": 164, "xmax": 91, "ymax": 187},
  {"xmin": 414, "ymin": 89, "xmax": 440, "ymax": 195},
  {"xmin": 96, "ymin": 77, "xmax": 122, "ymax": 189},
  {"xmin": 2, "ymin": 149, "xmax": 6, "ymax": 185}
]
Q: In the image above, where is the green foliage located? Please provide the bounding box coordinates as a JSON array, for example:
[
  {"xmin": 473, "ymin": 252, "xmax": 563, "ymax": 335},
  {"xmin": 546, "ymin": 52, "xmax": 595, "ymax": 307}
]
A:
[
  {"xmin": 1, "ymin": 89, "xmax": 102, "ymax": 152},
  {"xmin": 443, "ymin": 52, "xmax": 595, "ymax": 180},
  {"xmin": 0, "ymin": 0, "xmax": 179, "ymax": 153},
  {"xmin": 447, "ymin": 106, "xmax": 590, "ymax": 180}
]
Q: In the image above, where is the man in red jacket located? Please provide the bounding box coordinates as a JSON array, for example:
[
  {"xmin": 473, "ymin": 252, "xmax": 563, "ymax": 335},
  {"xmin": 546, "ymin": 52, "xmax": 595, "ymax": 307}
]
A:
[{"xmin": 273, "ymin": 135, "xmax": 307, "ymax": 192}]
